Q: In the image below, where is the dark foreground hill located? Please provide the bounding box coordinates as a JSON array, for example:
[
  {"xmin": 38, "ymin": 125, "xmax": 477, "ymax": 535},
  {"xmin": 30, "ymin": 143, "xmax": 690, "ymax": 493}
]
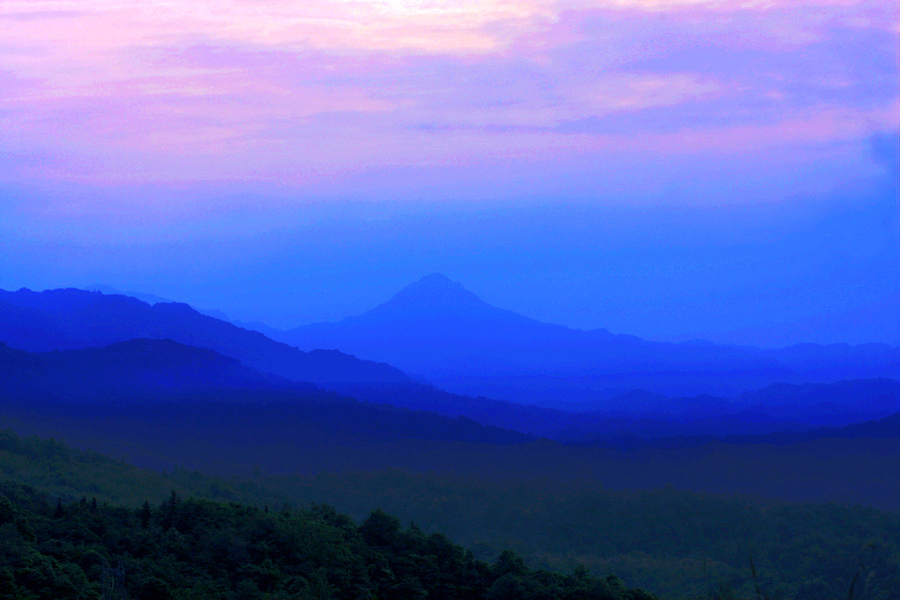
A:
[
  {"xmin": 275, "ymin": 274, "xmax": 900, "ymax": 405},
  {"xmin": 2, "ymin": 430, "xmax": 899, "ymax": 600},
  {"xmin": 0, "ymin": 288, "xmax": 410, "ymax": 390}
]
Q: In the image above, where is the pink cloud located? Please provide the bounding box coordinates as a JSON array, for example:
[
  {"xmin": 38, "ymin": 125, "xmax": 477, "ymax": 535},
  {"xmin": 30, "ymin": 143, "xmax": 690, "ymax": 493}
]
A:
[{"xmin": 0, "ymin": 0, "xmax": 895, "ymax": 195}]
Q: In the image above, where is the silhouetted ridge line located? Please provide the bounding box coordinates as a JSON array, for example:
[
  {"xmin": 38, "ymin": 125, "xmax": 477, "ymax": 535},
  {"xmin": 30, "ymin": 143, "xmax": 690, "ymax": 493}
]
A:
[{"xmin": 0, "ymin": 287, "xmax": 411, "ymax": 390}]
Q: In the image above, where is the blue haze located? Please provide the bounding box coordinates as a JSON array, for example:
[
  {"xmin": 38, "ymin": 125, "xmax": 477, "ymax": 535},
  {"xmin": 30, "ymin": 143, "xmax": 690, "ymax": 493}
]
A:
[{"xmin": 0, "ymin": 140, "xmax": 897, "ymax": 347}]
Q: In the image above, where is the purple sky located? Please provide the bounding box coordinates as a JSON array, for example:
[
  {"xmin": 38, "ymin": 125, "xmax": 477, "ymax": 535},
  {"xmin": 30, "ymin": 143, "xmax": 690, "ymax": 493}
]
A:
[{"xmin": 1, "ymin": 1, "xmax": 898, "ymax": 346}]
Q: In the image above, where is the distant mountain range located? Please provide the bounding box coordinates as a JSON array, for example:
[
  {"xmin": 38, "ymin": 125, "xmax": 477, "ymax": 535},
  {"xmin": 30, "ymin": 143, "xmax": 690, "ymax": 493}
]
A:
[
  {"xmin": 0, "ymin": 288, "xmax": 409, "ymax": 390},
  {"xmin": 2, "ymin": 280, "xmax": 899, "ymax": 426},
  {"xmin": 271, "ymin": 274, "xmax": 900, "ymax": 406}
]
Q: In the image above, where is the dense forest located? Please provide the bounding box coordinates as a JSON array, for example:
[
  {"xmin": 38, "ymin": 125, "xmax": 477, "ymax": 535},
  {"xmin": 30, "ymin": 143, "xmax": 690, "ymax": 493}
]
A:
[
  {"xmin": 0, "ymin": 480, "xmax": 660, "ymax": 600},
  {"xmin": 1, "ymin": 430, "xmax": 898, "ymax": 599}
]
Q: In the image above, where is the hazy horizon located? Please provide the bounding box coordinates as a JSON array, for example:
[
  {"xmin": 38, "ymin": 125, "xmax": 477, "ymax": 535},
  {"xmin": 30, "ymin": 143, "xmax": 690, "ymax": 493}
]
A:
[{"xmin": 5, "ymin": 260, "xmax": 898, "ymax": 350}]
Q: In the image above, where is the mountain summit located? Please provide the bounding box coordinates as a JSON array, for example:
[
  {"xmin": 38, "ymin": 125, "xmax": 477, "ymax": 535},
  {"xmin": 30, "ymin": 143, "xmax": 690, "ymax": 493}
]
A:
[
  {"xmin": 390, "ymin": 273, "xmax": 476, "ymax": 308},
  {"xmin": 357, "ymin": 274, "xmax": 525, "ymax": 324},
  {"xmin": 402, "ymin": 272, "xmax": 459, "ymax": 291},
  {"xmin": 277, "ymin": 274, "xmax": 626, "ymax": 385}
]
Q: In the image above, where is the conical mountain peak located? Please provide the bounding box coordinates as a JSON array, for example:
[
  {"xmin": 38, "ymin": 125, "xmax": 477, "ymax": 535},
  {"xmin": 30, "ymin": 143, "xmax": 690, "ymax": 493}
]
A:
[
  {"xmin": 395, "ymin": 273, "xmax": 471, "ymax": 300},
  {"xmin": 407, "ymin": 273, "xmax": 459, "ymax": 290},
  {"xmin": 359, "ymin": 274, "xmax": 511, "ymax": 322}
]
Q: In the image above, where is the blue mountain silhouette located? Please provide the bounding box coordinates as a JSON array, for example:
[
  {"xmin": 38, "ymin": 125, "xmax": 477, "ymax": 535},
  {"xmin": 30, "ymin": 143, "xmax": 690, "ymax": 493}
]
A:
[
  {"xmin": 275, "ymin": 274, "xmax": 900, "ymax": 405},
  {"xmin": 0, "ymin": 288, "xmax": 409, "ymax": 390}
]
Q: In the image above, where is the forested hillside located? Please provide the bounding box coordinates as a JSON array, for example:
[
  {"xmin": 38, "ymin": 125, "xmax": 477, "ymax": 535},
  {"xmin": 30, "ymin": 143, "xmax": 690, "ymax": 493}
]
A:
[
  {"xmin": 2, "ymin": 430, "xmax": 898, "ymax": 599},
  {"xmin": 0, "ymin": 480, "xmax": 660, "ymax": 600}
]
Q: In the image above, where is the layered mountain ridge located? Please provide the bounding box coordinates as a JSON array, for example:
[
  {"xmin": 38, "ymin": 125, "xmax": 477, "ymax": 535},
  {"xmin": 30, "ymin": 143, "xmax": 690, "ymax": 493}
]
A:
[
  {"xmin": 273, "ymin": 274, "xmax": 900, "ymax": 405},
  {"xmin": 3, "ymin": 278, "xmax": 899, "ymax": 421},
  {"xmin": 0, "ymin": 282, "xmax": 899, "ymax": 511},
  {"xmin": 0, "ymin": 288, "xmax": 409, "ymax": 391}
]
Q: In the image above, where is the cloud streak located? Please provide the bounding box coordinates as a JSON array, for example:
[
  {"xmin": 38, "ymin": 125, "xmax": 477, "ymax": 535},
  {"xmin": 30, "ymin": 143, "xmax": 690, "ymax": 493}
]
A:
[{"xmin": 0, "ymin": 0, "xmax": 896, "ymax": 204}]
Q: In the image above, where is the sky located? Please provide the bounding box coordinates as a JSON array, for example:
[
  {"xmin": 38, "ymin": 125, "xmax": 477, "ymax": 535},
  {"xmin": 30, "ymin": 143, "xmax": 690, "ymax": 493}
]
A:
[{"xmin": 1, "ymin": 0, "xmax": 898, "ymax": 346}]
